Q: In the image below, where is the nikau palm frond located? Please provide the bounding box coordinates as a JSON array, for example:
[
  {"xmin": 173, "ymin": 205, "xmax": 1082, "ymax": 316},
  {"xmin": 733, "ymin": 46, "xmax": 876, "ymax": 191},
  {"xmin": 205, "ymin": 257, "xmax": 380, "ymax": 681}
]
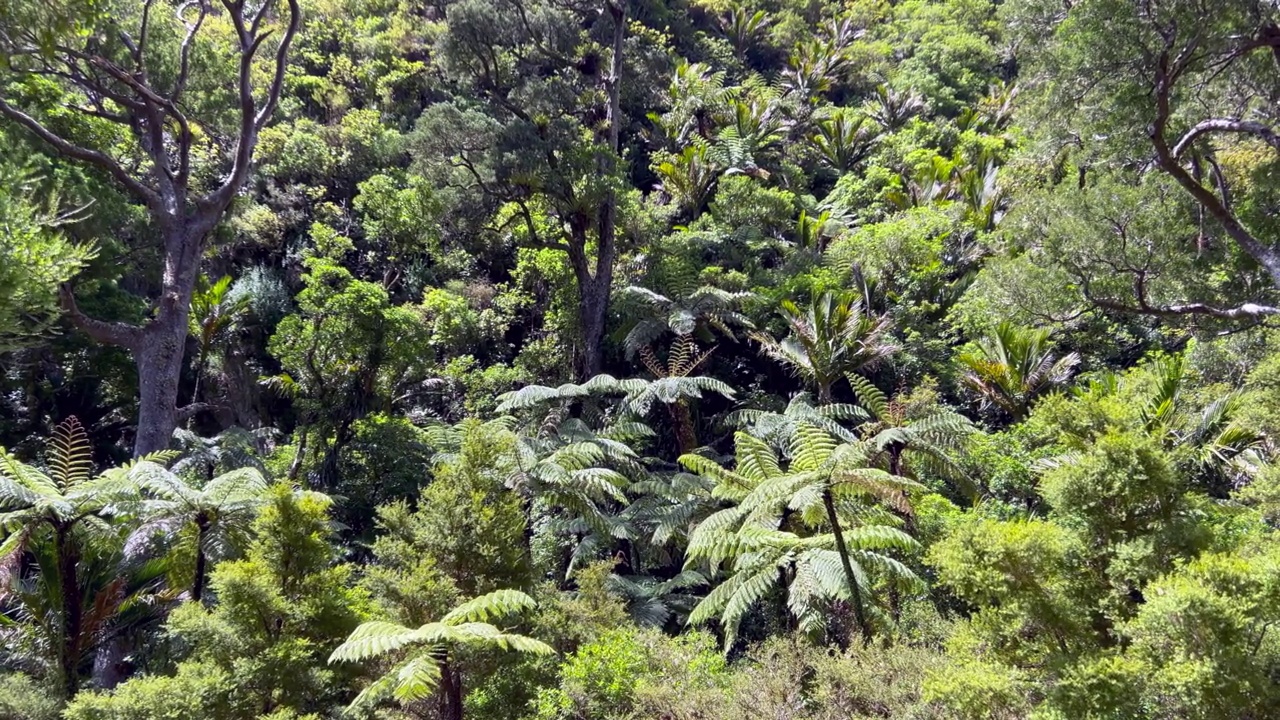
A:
[
  {"xmin": 754, "ymin": 292, "xmax": 897, "ymax": 403},
  {"xmin": 958, "ymin": 322, "xmax": 1079, "ymax": 420}
]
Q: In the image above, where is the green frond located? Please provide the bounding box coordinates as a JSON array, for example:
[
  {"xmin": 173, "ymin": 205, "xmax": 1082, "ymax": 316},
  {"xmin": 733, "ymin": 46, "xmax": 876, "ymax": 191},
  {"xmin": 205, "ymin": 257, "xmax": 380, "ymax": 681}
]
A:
[
  {"xmin": 679, "ymin": 452, "xmax": 757, "ymax": 498},
  {"xmin": 685, "ymin": 507, "xmax": 750, "ymax": 568},
  {"xmin": 852, "ymin": 551, "xmax": 926, "ymax": 592},
  {"xmin": 804, "ymin": 549, "xmax": 854, "ymax": 599},
  {"xmin": 48, "ymin": 416, "xmax": 93, "ymax": 489},
  {"xmin": 202, "ymin": 467, "xmax": 271, "ymax": 505},
  {"xmin": 569, "ymin": 467, "xmax": 630, "ymax": 503},
  {"xmin": 123, "ymin": 462, "xmax": 195, "ymax": 505},
  {"xmin": 413, "ymin": 621, "xmax": 554, "ymax": 655},
  {"xmin": 719, "ymin": 553, "xmax": 789, "ymax": 647},
  {"xmin": 740, "ymin": 472, "xmax": 816, "ymax": 516},
  {"xmin": 829, "ymin": 466, "xmax": 924, "ymax": 513},
  {"xmin": 847, "ymin": 374, "xmax": 889, "ymax": 420},
  {"xmin": 329, "ymin": 621, "xmax": 419, "ymax": 662},
  {"xmin": 789, "ymin": 423, "xmax": 837, "ymax": 471},
  {"xmin": 734, "ymin": 432, "xmax": 783, "ymax": 480},
  {"xmin": 835, "ymin": 525, "xmax": 919, "ymax": 552},
  {"xmin": 390, "ymin": 653, "xmax": 444, "ymax": 704},
  {"xmin": 496, "ymin": 383, "xmax": 587, "ymax": 412},
  {"xmin": 688, "ymin": 570, "xmax": 740, "ymax": 627},
  {"xmin": 0, "ymin": 448, "xmax": 58, "ymax": 502},
  {"xmin": 441, "ymin": 588, "xmax": 538, "ymax": 624}
]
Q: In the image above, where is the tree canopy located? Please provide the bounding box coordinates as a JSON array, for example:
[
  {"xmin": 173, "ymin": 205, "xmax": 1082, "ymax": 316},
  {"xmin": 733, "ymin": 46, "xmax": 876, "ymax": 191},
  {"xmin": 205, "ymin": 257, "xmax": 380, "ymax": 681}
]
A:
[{"xmin": 3, "ymin": 0, "xmax": 1280, "ymax": 718}]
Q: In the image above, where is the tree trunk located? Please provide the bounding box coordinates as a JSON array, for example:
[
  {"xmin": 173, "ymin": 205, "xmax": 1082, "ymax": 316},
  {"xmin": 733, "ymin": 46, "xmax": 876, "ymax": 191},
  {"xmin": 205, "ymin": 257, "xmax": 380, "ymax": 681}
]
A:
[
  {"xmin": 287, "ymin": 427, "xmax": 308, "ymax": 483},
  {"xmin": 574, "ymin": 2, "xmax": 626, "ymax": 381},
  {"xmin": 134, "ymin": 318, "xmax": 188, "ymax": 456},
  {"xmin": 578, "ymin": 278, "xmax": 610, "ymax": 380},
  {"xmin": 817, "ymin": 382, "xmax": 833, "ymax": 405},
  {"xmin": 55, "ymin": 527, "xmax": 82, "ymax": 697},
  {"xmin": 192, "ymin": 516, "xmax": 210, "ymax": 603},
  {"xmin": 669, "ymin": 399, "xmax": 698, "ymax": 454},
  {"xmin": 822, "ymin": 488, "xmax": 873, "ymax": 645},
  {"xmin": 439, "ymin": 657, "xmax": 463, "ymax": 720}
]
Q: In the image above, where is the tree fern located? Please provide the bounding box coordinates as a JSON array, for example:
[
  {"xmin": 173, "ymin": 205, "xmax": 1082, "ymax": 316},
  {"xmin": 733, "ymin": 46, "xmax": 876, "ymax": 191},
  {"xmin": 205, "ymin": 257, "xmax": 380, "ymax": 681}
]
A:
[
  {"xmin": 681, "ymin": 421, "xmax": 923, "ymax": 647},
  {"xmin": 330, "ymin": 589, "xmax": 554, "ymax": 712}
]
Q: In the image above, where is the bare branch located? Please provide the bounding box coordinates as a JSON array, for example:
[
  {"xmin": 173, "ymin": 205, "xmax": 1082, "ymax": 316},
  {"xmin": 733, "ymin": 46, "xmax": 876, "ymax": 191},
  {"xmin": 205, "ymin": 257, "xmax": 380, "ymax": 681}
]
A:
[
  {"xmin": 173, "ymin": 1, "xmax": 208, "ymax": 104},
  {"xmin": 0, "ymin": 98, "xmax": 161, "ymax": 207},
  {"xmin": 1091, "ymin": 296, "xmax": 1280, "ymax": 320},
  {"xmin": 1172, "ymin": 118, "xmax": 1280, "ymax": 157},
  {"xmin": 1150, "ymin": 48, "xmax": 1280, "ymax": 289},
  {"xmin": 254, "ymin": 0, "xmax": 301, "ymax": 130},
  {"xmin": 202, "ymin": 0, "xmax": 301, "ymax": 210},
  {"xmin": 58, "ymin": 286, "xmax": 144, "ymax": 350}
]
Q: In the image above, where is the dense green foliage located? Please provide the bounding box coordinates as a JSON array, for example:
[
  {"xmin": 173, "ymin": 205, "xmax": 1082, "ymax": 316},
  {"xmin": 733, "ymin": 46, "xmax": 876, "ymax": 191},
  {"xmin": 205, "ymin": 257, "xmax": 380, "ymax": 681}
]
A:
[{"xmin": 2, "ymin": 0, "xmax": 1280, "ymax": 718}]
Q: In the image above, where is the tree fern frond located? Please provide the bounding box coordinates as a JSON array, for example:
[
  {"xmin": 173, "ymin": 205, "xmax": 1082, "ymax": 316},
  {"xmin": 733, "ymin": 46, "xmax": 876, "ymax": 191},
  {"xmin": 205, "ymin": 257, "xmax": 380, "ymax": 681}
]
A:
[
  {"xmin": 390, "ymin": 653, "xmax": 444, "ymax": 704},
  {"xmin": 847, "ymin": 374, "xmax": 889, "ymax": 420},
  {"xmin": 835, "ymin": 525, "xmax": 919, "ymax": 552},
  {"xmin": 441, "ymin": 589, "xmax": 539, "ymax": 625},
  {"xmin": 48, "ymin": 417, "xmax": 93, "ymax": 489},
  {"xmin": 790, "ymin": 423, "xmax": 837, "ymax": 471},
  {"xmin": 329, "ymin": 621, "xmax": 418, "ymax": 662}
]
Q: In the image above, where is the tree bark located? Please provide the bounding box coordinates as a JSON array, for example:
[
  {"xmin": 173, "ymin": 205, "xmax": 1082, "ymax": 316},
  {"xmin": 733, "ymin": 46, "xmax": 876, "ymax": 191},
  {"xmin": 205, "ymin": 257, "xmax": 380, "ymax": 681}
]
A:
[
  {"xmin": 134, "ymin": 317, "xmax": 191, "ymax": 456},
  {"xmin": 440, "ymin": 657, "xmax": 463, "ymax": 720},
  {"xmin": 578, "ymin": 276, "xmax": 612, "ymax": 379},
  {"xmin": 55, "ymin": 526, "xmax": 82, "ymax": 697},
  {"xmin": 669, "ymin": 399, "xmax": 698, "ymax": 453}
]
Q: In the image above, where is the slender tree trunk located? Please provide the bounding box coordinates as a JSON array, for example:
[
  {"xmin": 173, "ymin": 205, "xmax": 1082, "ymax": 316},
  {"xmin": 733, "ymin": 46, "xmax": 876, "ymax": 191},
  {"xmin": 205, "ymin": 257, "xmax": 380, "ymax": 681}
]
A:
[
  {"xmin": 822, "ymin": 488, "xmax": 873, "ymax": 645},
  {"xmin": 192, "ymin": 515, "xmax": 210, "ymax": 603},
  {"xmin": 187, "ymin": 347, "xmax": 209, "ymax": 430},
  {"xmin": 55, "ymin": 527, "xmax": 82, "ymax": 697},
  {"xmin": 287, "ymin": 427, "xmax": 308, "ymax": 483}
]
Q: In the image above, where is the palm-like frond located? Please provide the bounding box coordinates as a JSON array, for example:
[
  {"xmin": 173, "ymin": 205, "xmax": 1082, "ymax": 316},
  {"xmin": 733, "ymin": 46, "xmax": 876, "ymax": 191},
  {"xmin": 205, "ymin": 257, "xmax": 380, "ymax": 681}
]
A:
[
  {"xmin": 440, "ymin": 588, "xmax": 539, "ymax": 624},
  {"xmin": 958, "ymin": 322, "xmax": 1079, "ymax": 420},
  {"xmin": 754, "ymin": 292, "xmax": 896, "ymax": 403},
  {"xmin": 621, "ymin": 285, "xmax": 756, "ymax": 359},
  {"xmin": 726, "ymin": 392, "xmax": 868, "ymax": 446}
]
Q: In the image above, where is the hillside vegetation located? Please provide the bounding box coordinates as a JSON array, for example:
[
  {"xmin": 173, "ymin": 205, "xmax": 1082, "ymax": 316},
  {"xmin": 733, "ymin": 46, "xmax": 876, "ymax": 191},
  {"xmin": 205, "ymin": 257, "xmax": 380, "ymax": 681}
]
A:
[{"xmin": 2, "ymin": 0, "xmax": 1280, "ymax": 718}]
